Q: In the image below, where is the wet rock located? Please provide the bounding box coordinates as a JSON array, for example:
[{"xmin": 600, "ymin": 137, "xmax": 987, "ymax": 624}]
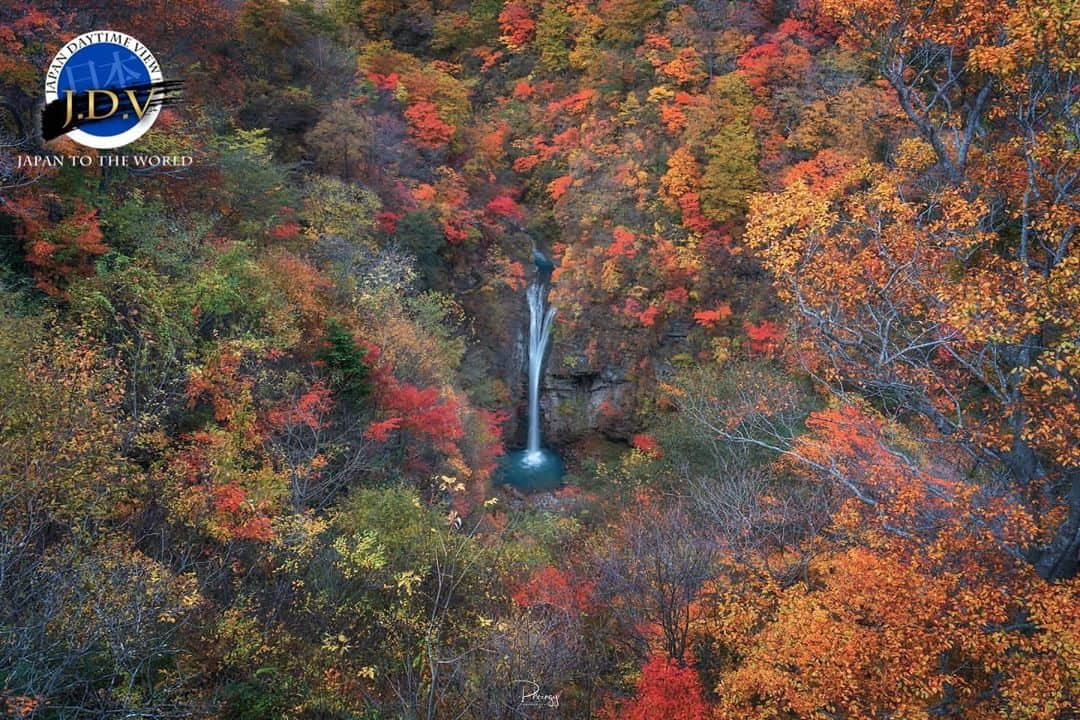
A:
[{"xmin": 540, "ymin": 367, "xmax": 635, "ymax": 443}]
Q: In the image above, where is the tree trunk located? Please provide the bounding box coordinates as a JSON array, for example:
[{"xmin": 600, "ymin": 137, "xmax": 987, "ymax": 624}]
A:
[{"xmin": 1032, "ymin": 471, "xmax": 1080, "ymax": 579}]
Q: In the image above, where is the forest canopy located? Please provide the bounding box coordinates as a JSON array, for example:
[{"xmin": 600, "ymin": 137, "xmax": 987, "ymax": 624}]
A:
[{"xmin": 0, "ymin": 0, "xmax": 1077, "ymax": 718}]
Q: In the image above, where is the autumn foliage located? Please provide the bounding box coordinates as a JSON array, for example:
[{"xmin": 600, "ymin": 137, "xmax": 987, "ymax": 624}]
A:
[
  {"xmin": 1, "ymin": 0, "xmax": 1078, "ymax": 718},
  {"xmin": 609, "ymin": 655, "xmax": 710, "ymax": 720}
]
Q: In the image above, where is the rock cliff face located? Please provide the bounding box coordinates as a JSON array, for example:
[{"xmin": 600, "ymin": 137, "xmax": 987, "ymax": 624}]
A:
[
  {"xmin": 537, "ymin": 319, "xmax": 691, "ymax": 446},
  {"xmin": 541, "ymin": 366, "xmax": 634, "ymax": 443},
  {"xmin": 502, "ymin": 331, "xmax": 634, "ymax": 447},
  {"xmin": 486, "ymin": 259, "xmax": 692, "ymax": 449}
]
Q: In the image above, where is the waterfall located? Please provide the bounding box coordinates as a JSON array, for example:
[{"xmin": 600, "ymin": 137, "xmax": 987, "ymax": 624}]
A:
[
  {"xmin": 525, "ymin": 280, "xmax": 557, "ymax": 455},
  {"xmin": 499, "ymin": 250, "xmax": 564, "ymax": 490}
]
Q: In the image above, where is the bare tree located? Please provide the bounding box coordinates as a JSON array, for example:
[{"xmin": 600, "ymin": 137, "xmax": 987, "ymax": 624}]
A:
[{"xmin": 593, "ymin": 500, "xmax": 716, "ymax": 665}]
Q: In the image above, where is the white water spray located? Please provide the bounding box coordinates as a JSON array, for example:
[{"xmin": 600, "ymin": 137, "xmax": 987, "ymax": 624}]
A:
[{"xmin": 525, "ymin": 279, "xmax": 557, "ymax": 455}]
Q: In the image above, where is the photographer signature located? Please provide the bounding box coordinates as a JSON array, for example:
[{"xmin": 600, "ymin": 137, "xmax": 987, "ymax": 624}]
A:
[{"xmin": 513, "ymin": 679, "xmax": 560, "ymax": 709}]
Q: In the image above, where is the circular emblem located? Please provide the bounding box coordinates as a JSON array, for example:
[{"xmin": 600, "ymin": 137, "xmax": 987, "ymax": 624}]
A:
[{"xmin": 44, "ymin": 30, "xmax": 163, "ymax": 149}]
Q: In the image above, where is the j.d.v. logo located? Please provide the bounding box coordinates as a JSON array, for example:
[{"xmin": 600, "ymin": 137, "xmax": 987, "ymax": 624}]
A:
[{"xmin": 42, "ymin": 30, "xmax": 182, "ymax": 149}]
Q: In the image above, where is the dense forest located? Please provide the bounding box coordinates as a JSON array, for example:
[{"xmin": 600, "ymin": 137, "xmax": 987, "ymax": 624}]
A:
[{"xmin": 1, "ymin": 0, "xmax": 1078, "ymax": 717}]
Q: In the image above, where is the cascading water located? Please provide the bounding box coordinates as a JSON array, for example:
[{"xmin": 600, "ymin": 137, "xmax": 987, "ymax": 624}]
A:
[
  {"xmin": 525, "ymin": 281, "xmax": 557, "ymax": 454},
  {"xmin": 499, "ymin": 251, "xmax": 565, "ymax": 490}
]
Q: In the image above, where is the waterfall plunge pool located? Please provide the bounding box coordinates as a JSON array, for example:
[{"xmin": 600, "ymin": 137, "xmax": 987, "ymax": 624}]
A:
[{"xmin": 499, "ymin": 448, "xmax": 565, "ymax": 491}]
